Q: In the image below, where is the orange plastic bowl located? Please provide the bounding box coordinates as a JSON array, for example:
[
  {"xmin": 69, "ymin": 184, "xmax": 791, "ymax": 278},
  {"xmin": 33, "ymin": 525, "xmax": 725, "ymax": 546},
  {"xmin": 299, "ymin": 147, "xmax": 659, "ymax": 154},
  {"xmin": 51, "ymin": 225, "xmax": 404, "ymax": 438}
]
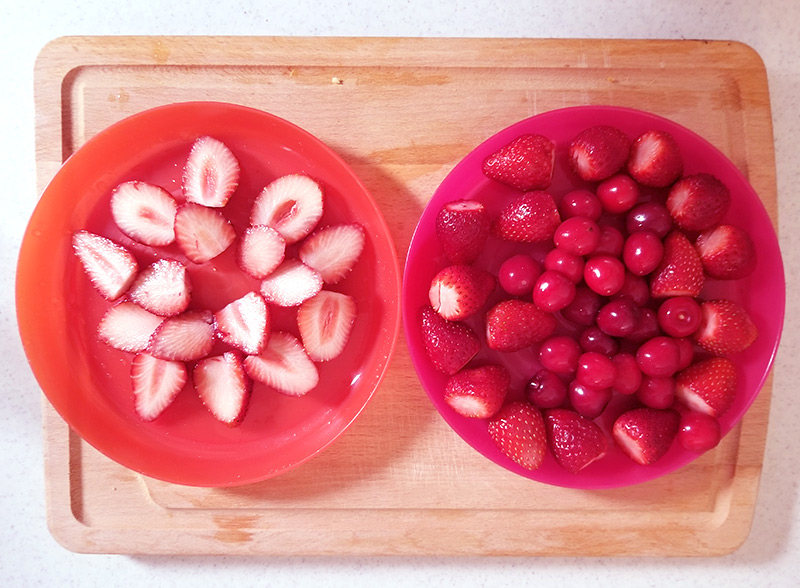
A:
[{"xmin": 17, "ymin": 102, "xmax": 400, "ymax": 487}]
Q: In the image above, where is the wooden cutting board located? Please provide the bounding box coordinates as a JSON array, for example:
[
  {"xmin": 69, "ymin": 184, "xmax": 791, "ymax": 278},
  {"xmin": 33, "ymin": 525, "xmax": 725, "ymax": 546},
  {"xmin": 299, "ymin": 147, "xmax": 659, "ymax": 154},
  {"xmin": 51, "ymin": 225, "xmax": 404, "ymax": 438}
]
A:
[{"xmin": 34, "ymin": 36, "xmax": 778, "ymax": 556}]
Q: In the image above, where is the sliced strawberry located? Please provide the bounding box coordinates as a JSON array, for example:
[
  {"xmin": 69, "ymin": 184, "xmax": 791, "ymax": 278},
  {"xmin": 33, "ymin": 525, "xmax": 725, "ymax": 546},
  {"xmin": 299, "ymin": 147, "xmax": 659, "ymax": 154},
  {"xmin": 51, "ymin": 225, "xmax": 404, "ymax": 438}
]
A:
[
  {"xmin": 695, "ymin": 224, "xmax": 757, "ymax": 280},
  {"xmin": 419, "ymin": 306, "xmax": 480, "ymax": 375},
  {"xmin": 612, "ymin": 407, "xmax": 680, "ymax": 465},
  {"xmin": 110, "ymin": 180, "xmax": 177, "ymax": 246},
  {"xmin": 488, "ymin": 401, "xmax": 547, "ymax": 471},
  {"xmin": 236, "ymin": 225, "xmax": 286, "ymax": 279},
  {"xmin": 485, "ymin": 299, "xmax": 557, "ymax": 352},
  {"xmin": 626, "ymin": 129, "xmax": 683, "ymax": 188},
  {"xmin": 675, "ymin": 356, "xmax": 737, "ymax": 417},
  {"xmin": 97, "ymin": 301, "xmax": 165, "ymax": 353},
  {"xmin": 182, "ymin": 136, "xmax": 240, "ymax": 208},
  {"xmin": 148, "ymin": 309, "xmax": 215, "ymax": 361},
  {"xmin": 693, "ymin": 299, "xmax": 758, "ymax": 355},
  {"xmin": 649, "ymin": 230, "xmax": 704, "ymax": 298},
  {"xmin": 128, "ymin": 258, "xmax": 191, "ymax": 317},
  {"xmin": 443, "ymin": 364, "xmax": 509, "ymax": 419},
  {"xmin": 193, "ymin": 351, "xmax": 252, "ymax": 426},
  {"xmin": 243, "ymin": 331, "xmax": 319, "ymax": 396},
  {"xmin": 435, "ymin": 199, "xmax": 490, "ymax": 265},
  {"xmin": 666, "ymin": 173, "xmax": 731, "ymax": 232},
  {"xmin": 213, "ymin": 291, "xmax": 270, "ymax": 355},
  {"xmin": 131, "ymin": 352, "xmax": 188, "ymax": 421},
  {"xmin": 259, "ymin": 259, "xmax": 323, "ymax": 307},
  {"xmin": 482, "ymin": 134, "xmax": 555, "ymax": 191},
  {"xmin": 568, "ymin": 125, "xmax": 630, "ymax": 182},
  {"xmin": 174, "ymin": 202, "xmax": 236, "ymax": 264},
  {"xmin": 299, "ymin": 223, "xmax": 366, "ymax": 284},
  {"xmin": 71, "ymin": 230, "xmax": 139, "ymax": 301},
  {"xmin": 250, "ymin": 174, "xmax": 324, "ymax": 244},
  {"xmin": 297, "ymin": 290, "xmax": 357, "ymax": 362},
  {"xmin": 492, "ymin": 191, "xmax": 561, "ymax": 243},
  {"xmin": 428, "ymin": 264, "xmax": 495, "ymax": 321},
  {"xmin": 545, "ymin": 408, "xmax": 608, "ymax": 474}
]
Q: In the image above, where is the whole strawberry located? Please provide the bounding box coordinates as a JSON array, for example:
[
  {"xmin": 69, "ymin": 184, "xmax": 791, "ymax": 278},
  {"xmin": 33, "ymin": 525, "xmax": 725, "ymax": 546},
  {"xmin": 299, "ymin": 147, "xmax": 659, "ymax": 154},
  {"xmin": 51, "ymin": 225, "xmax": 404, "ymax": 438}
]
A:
[
  {"xmin": 626, "ymin": 129, "xmax": 683, "ymax": 188},
  {"xmin": 569, "ymin": 125, "xmax": 630, "ymax": 182},
  {"xmin": 612, "ymin": 407, "xmax": 680, "ymax": 465},
  {"xmin": 435, "ymin": 200, "xmax": 490, "ymax": 264},
  {"xmin": 428, "ymin": 264, "xmax": 495, "ymax": 321},
  {"xmin": 693, "ymin": 299, "xmax": 758, "ymax": 355},
  {"xmin": 488, "ymin": 401, "xmax": 547, "ymax": 470},
  {"xmin": 493, "ymin": 191, "xmax": 561, "ymax": 243},
  {"xmin": 545, "ymin": 408, "xmax": 608, "ymax": 474},
  {"xmin": 482, "ymin": 134, "xmax": 555, "ymax": 191},
  {"xmin": 444, "ymin": 364, "xmax": 510, "ymax": 418},
  {"xmin": 419, "ymin": 306, "xmax": 481, "ymax": 375},
  {"xmin": 667, "ymin": 173, "xmax": 731, "ymax": 232},
  {"xmin": 485, "ymin": 299, "xmax": 557, "ymax": 352},
  {"xmin": 695, "ymin": 224, "xmax": 757, "ymax": 280},
  {"xmin": 649, "ymin": 230, "xmax": 704, "ymax": 298},
  {"xmin": 675, "ymin": 356, "xmax": 737, "ymax": 417}
]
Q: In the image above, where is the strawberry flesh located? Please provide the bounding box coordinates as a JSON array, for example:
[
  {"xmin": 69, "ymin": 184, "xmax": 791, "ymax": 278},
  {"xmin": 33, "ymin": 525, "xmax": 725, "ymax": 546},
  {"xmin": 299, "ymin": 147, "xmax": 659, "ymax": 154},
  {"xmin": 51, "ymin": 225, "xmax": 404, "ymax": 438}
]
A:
[
  {"xmin": 110, "ymin": 180, "xmax": 177, "ymax": 247},
  {"xmin": 299, "ymin": 223, "xmax": 366, "ymax": 285},
  {"xmin": 675, "ymin": 356, "xmax": 737, "ymax": 417},
  {"xmin": 193, "ymin": 351, "xmax": 252, "ymax": 426},
  {"xmin": 545, "ymin": 408, "xmax": 608, "ymax": 474},
  {"xmin": 612, "ymin": 407, "xmax": 680, "ymax": 465},
  {"xmin": 244, "ymin": 331, "xmax": 319, "ymax": 396},
  {"xmin": 693, "ymin": 299, "xmax": 758, "ymax": 356},
  {"xmin": 485, "ymin": 299, "xmax": 557, "ymax": 352},
  {"xmin": 297, "ymin": 290, "xmax": 357, "ymax": 362},
  {"xmin": 568, "ymin": 125, "xmax": 630, "ymax": 182},
  {"xmin": 482, "ymin": 134, "xmax": 555, "ymax": 191},
  {"xmin": 419, "ymin": 306, "xmax": 481, "ymax": 375},
  {"xmin": 250, "ymin": 174, "xmax": 324, "ymax": 244},
  {"xmin": 626, "ymin": 129, "xmax": 683, "ymax": 188},
  {"xmin": 213, "ymin": 291, "xmax": 270, "ymax": 355},
  {"xmin": 174, "ymin": 202, "xmax": 236, "ymax": 264},
  {"xmin": 237, "ymin": 225, "xmax": 286, "ymax": 279},
  {"xmin": 493, "ymin": 191, "xmax": 561, "ymax": 243},
  {"xmin": 72, "ymin": 230, "xmax": 139, "ymax": 301},
  {"xmin": 488, "ymin": 401, "xmax": 547, "ymax": 471},
  {"xmin": 435, "ymin": 199, "xmax": 490, "ymax": 264},
  {"xmin": 131, "ymin": 352, "xmax": 188, "ymax": 421},
  {"xmin": 443, "ymin": 364, "xmax": 509, "ymax": 419},
  {"xmin": 182, "ymin": 136, "xmax": 240, "ymax": 208},
  {"xmin": 428, "ymin": 264, "xmax": 495, "ymax": 321},
  {"xmin": 148, "ymin": 310, "xmax": 215, "ymax": 362},
  {"xmin": 260, "ymin": 259, "xmax": 323, "ymax": 307},
  {"xmin": 695, "ymin": 224, "xmax": 757, "ymax": 280},
  {"xmin": 666, "ymin": 173, "xmax": 731, "ymax": 232},
  {"xmin": 649, "ymin": 230, "xmax": 704, "ymax": 298},
  {"xmin": 97, "ymin": 301, "xmax": 165, "ymax": 353},
  {"xmin": 128, "ymin": 258, "xmax": 192, "ymax": 317}
]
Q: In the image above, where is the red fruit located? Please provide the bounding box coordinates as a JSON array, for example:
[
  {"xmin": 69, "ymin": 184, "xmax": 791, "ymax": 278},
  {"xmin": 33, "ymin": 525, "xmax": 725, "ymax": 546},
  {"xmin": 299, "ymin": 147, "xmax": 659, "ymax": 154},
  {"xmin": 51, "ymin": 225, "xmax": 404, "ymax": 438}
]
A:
[
  {"xmin": 482, "ymin": 134, "xmax": 555, "ymax": 191},
  {"xmin": 193, "ymin": 351, "xmax": 252, "ymax": 426},
  {"xmin": 568, "ymin": 125, "xmax": 630, "ymax": 182},
  {"xmin": 71, "ymin": 230, "xmax": 139, "ymax": 301},
  {"xmin": 97, "ymin": 301, "xmax": 165, "ymax": 353},
  {"xmin": 250, "ymin": 174, "xmax": 324, "ymax": 244},
  {"xmin": 131, "ymin": 352, "xmax": 188, "ymax": 421},
  {"xmin": 488, "ymin": 401, "xmax": 547, "ymax": 471},
  {"xmin": 213, "ymin": 291, "xmax": 270, "ymax": 355},
  {"xmin": 237, "ymin": 225, "xmax": 286, "ymax": 279},
  {"xmin": 443, "ymin": 364, "xmax": 509, "ymax": 419},
  {"xmin": 260, "ymin": 259, "xmax": 323, "ymax": 307},
  {"xmin": 678, "ymin": 411, "xmax": 722, "ymax": 453},
  {"xmin": 667, "ymin": 173, "xmax": 731, "ymax": 232},
  {"xmin": 695, "ymin": 224, "xmax": 757, "ymax": 280},
  {"xmin": 649, "ymin": 231, "xmax": 704, "ymax": 298},
  {"xmin": 182, "ymin": 136, "xmax": 240, "ymax": 208},
  {"xmin": 493, "ymin": 191, "xmax": 561, "ymax": 243},
  {"xmin": 428, "ymin": 264, "xmax": 495, "ymax": 321},
  {"xmin": 675, "ymin": 356, "xmax": 737, "ymax": 417},
  {"xmin": 612, "ymin": 407, "xmax": 680, "ymax": 465},
  {"xmin": 297, "ymin": 290, "xmax": 357, "ymax": 362},
  {"xmin": 243, "ymin": 331, "xmax": 319, "ymax": 396},
  {"xmin": 435, "ymin": 200, "xmax": 491, "ymax": 264},
  {"xmin": 299, "ymin": 223, "xmax": 366, "ymax": 285},
  {"xmin": 110, "ymin": 181, "xmax": 177, "ymax": 246},
  {"xmin": 545, "ymin": 408, "xmax": 608, "ymax": 474},
  {"xmin": 174, "ymin": 202, "xmax": 237, "ymax": 264},
  {"xmin": 485, "ymin": 299, "xmax": 557, "ymax": 352},
  {"xmin": 128, "ymin": 259, "xmax": 192, "ymax": 317},
  {"xmin": 148, "ymin": 310, "xmax": 215, "ymax": 362},
  {"xmin": 626, "ymin": 129, "xmax": 683, "ymax": 188},
  {"xmin": 419, "ymin": 306, "xmax": 481, "ymax": 375},
  {"xmin": 693, "ymin": 299, "xmax": 758, "ymax": 355}
]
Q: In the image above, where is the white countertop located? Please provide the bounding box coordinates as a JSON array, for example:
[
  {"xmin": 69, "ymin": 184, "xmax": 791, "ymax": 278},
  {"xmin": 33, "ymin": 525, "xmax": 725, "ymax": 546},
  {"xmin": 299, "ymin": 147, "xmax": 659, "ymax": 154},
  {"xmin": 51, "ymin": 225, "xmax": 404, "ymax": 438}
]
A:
[{"xmin": 2, "ymin": 1, "xmax": 798, "ymax": 586}]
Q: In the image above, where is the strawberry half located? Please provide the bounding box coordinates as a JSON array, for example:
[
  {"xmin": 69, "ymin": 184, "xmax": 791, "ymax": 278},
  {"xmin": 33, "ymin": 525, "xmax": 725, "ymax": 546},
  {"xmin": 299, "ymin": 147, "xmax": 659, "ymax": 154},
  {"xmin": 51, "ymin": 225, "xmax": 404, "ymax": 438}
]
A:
[
  {"xmin": 297, "ymin": 290, "xmax": 357, "ymax": 362},
  {"xmin": 110, "ymin": 180, "xmax": 177, "ymax": 246},
  {"xmin": 485, "ymin": 299, "xmax": 557, "ymax": 352},
  {"xmin": 612, "ymin": 407, "xmax": 680, "ymax": 465},
  {"xmin": 482, "ymin": 134, "xmax": 555, "ymax": 191},
  {"xmin": 244, "ymin": 331, "xmax": 319, "ymax": 396},
  {"xmin": 675, "ymin": 356, "xmax": 737, "ymax": 417},
  {"xmin": 626, "ymin": 129, "xmax": 683, "ymax": 188},
  {"xmin": 128, "ymin": 258, "xmax": 192, "ymax": 317},
  {"xmin": 97, "ymin": 301, "xmax": 165, "ymax": 353},
  {"xmin": 649, "ymin": 230, "xmax": 704, "ymax": 298},
  {"xmin": 174, "ymin": 202, "xmax": 236, "ymax": 264},
  {"xmin": 299, "ymin": 223, "xmax": 366, "ymax": 285},
  {"xmin": 545, "ymin": 408, "xmax": 608, "ymax": 474},
  {"xmin": 428, "ymin": 264, "xmax": 495, "ymax": 321},
  {"xmin": 666, "ymin": 173, "xmax": 731, "ymax": 232},
  {"xmin": 250, "ymin": 174, "xmax": 324, "ymax": 244},
  {"xmin": 237, "ymin": 225, "xmax": 286, "ymax": 279},
  {"xmin": 419, "ymin": 306, "xmax": 480, "ymax": 375},
  {"xmin": 493, "ymin": 191, "xmax": 561, "ymax": 243},
  {"xmin": 148, "ymin": 309, "xmax": 215, "ymax": 362},
  {"xmin": 488, "ymin": 401, "xmax": 547, "ymax": 471},
  {"xmin": 695, "ymin": 224, "xmax": 757, "ymax": 280},
  {"xmin": 693, "ymin": 299, "xmax": 758, "ymax": 356},
  {"xmin": 213, "ymin": 291, "xmax": 270, "ymax": 355},
  {"xmin": 435, "ymin": 199, "xmax": 490, "ymax": 265},
  {"xmin": 71, "ymin": 230, "xmax": 139, "ymax": 301},
  {"xmin": 131, "ymin": 352, "xmax": 188, "ymax": 421},
  {"xmin": 568, "ymin": 125, "xmax": 630, "ymax": 182},
  {"xmin": 193, "ymin": 351, "xmax": 252, "ymax": 426},
  {"xmin": 182, "ymin": 136, "xmax": 240, "ymax": 208},
  {"xmin": 260, "ymin": 259, "xmax": 323, "ymax": 307},
  {"xmin": 443, "ymin": 364, "xmax": 509, "ymax": 419}
]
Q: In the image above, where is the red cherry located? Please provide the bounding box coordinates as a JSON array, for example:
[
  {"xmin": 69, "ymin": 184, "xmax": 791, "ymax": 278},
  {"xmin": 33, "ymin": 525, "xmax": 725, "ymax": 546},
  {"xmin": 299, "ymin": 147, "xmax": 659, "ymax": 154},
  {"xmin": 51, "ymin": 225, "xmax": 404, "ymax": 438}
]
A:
[
  {"xmin": 678, "ymin": 411, "xmax": 722, "ymax": 452},
  {"xmin": 560, "ymin": 189, "xmax": 602, "ymax": 220},
  {"xmin": 544, "ymin": 248, "xmax": 584, "ymax": 283},
  {"xmin": 596, "ymin": 174, "xmax": 641, "ymax": 214},
  {"xmin": 657, "ymin": 296, "xmax": 702, "ymax": 338},
  {"xmin": 637, "ymin": 375, "xmax": 676, "ymax": 409},
  {"xmin": 623, "ymin": 230, "xmax": 664, "ymax": 276},
  {"xmin": 569, "ymin": 380, "xmax": 612, "ymax": 419},
  {"xmin": 636, "ymin": 336, "xmax": 681, "ymax": 377},
  {"xmin": 561, "ymin": 286, "xmax": 602, "ymax": 327},
  {"xmin": 554, "ymin": 216, "xmax": 601, "ymax": 256},
  {"xmin": 580, "ymin": 326, "xmax": 620, "ymax": 356},
  {"xmin": 527, "ymin": 369, "xmax": 568, "ymax": 408},
  {"xmin": 583, "ymin": 255, "xmax": 626, "ymax": 296},
  {"xmin": 611, "ymin": 352, "xmax": 642, "ymax": 395},
  {"xmin": 596, "ymin": 298, "xmax": 640, "ymax": 337},
  {"xmin": 593, "ymin": 224, "xmax": 625, "ymax": 257},
  {"xmin": 533, "ymin": 270, "xmax": 576, "ymax": 312},
  {"xmin": 576, "ymin": 351, "xmax": 617, "ymax": 389},
  {"xmin": 498, "ymin": 254, "xmax": 542, "ymax": 296},
  {"xmin": 539, "ymin": 335, "xmax": 582, "ymax": 374},
  {"xmin": 626, "ymin": 201, "xmax": 672, "ymax": 237}
]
